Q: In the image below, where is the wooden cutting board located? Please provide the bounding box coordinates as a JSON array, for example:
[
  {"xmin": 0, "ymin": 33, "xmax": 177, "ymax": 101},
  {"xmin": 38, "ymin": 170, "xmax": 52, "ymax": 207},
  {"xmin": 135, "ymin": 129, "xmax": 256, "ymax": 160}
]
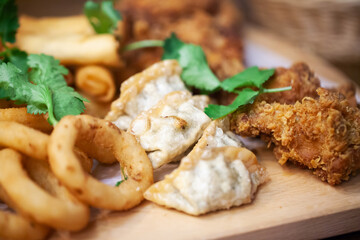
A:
[{"xmin": 52, "ymin": 27, "xmax": 360, "ymax": 240}]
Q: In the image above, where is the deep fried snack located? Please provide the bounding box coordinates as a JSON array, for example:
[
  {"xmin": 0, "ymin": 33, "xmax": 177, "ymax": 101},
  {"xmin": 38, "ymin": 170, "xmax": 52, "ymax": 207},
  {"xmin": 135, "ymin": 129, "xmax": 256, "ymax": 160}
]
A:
[
  {"xmin": 191, "ymin": 117, "xmax": 243, "ymax": 152},
  {"xmin": 0, "ymin": 107, "xmax": 52, "ymax": 133},
  {"xmin": 0, "ymin": 210, "xmax": 49, "ymax": 240},
  {"xmin": 75, "ymin": 65, "xmax": 116, "ymax": 103},
  {"xmin": 144, "ymin": 146, "xmax": 267, "ymax": 215},
  {"xmin": 0, "ymin": 149, "xmax": 90, "ymax": 231},
  {"xmin": 48, "ymin": 115, "xmax": 153, "ymax": 210},
  {"xmin": 16, "ymin": 15, "xmax": 123, "ymax": 67},
  {"xmin": 129, "ymin": 91, "xmax": 210, "ymax": 169},
  {"xmin": 231, "ymin": 88, "xmax": 360, "ymax": 185},
  {"xmin": 0, "ymin": 182, "xmax": 49, "ymax": 240},
  {"xmin": 221, "ymin": 62, "xmax": 321, "ymax": 105},
  {"xmin": 0, "ymin": 121, "xmax": 93, "ymax": 171},
  {"xmin": 106, "ymin": 60, "xmax": 186, "ymax": 130},
  {"xmin": 118, "ymin": 0, "xmax": 244, "ymax": 81},
  {"xmin": 0, "ymin": 121, "xmax": 49, "ymax": 161},
  {"xmin": 258, "ymin": 62, "xmax": 320, "ymax": 104}
]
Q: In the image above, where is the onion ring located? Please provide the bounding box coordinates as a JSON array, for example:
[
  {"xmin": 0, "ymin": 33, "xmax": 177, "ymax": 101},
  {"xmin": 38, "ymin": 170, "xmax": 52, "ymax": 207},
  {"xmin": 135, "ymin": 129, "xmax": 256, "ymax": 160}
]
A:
[
  {"xmin": 0, "ymin": 121, "xmax": 49, "ymax": 161},
  {"xmin": 0, "ymin": 148, "xmax": 90, "ymax": 231},
  {"xmin": 0, "ymin": 121, "xmax": 93, "ymax": 171},
  {"xmin": 0, "ymin": 185, "xmax": 50, "ymax": 240},
  {"xmin": 48, "ymin": 115, "xmax": 153, "ymax": 210},
  {"xmin": 0, "ymin": 107, "xmax": 52, "ymax": 133}
]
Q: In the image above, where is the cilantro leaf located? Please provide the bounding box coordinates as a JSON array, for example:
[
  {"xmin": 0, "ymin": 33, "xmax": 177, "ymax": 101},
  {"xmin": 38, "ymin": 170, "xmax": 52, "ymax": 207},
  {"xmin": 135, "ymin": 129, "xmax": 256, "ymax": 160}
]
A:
[
  {"xmin": 0, "ymin": 47, "xmax": 28, "ymax": 72},
  {"xmin": 221, "ymin": 67, "xmax": 275, "ymax": 92},
  {"xmin": 0, "ymin": 0, "xmax": 18, "ymax": 44},
  {"xmin": 84, "ymin": 0, "xmax": 122, "ymax": 34},
  {"xmin": 162, "ymin": 33, "xmax": 221, "ymax": 92},
  {"xmin": 115, "ymin": 166, "xmax": 128, "ymax": 187},
  {"xmin": 0, "ymin": 62, "xmax": 48, "ymax": 109},
  {"xmin": 162, "ymin": 33, "xmax": 184, "ymax": 60},
  {"xmin": 204, "ymin": 88, "xmax": 259, "ymax": 119},
  {"xmin": 27, "ymin": 54, "xmax": 88, "ymax": 121},
  {"xmin": 0, "ymin": 54, "xmax": 88, "ymax": 125}
]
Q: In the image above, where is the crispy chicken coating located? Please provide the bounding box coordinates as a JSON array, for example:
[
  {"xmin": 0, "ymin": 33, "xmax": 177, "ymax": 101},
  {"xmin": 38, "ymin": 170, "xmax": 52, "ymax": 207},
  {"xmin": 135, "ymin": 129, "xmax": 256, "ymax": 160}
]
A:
[
  {"xmin": 258, "ymin": 62, "xmax": 320, "ymax": 104},
  {"xmin": 117, "ymin": 0, "xmax": 244, "ymax": 81},
  {"xmin": 231, "ymin": 88, "xmax": 360, "ymax": 185},
  {"xmin": 220, "ymin": 62, "xmax": 321, "ymax": 105}
]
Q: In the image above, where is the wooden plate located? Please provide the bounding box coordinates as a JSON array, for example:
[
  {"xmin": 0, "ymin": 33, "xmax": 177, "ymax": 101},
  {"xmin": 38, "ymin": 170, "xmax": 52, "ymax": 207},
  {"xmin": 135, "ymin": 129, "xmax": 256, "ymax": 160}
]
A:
[{"xmin": 52, "ymin": 27, "xmax": 360, "ymax": 240}]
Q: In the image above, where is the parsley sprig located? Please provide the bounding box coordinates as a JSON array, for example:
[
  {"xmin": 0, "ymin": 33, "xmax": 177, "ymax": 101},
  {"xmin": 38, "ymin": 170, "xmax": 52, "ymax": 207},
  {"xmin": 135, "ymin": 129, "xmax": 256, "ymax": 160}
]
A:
[
  {"xmin": 0, "ymin": 0, "xmax": 18, "ymax": 45},
  {"xmin": 0, "ymin": 0, "xmax": 88, "ymax": 125},
  {"xmin": 123, "ymin": 34, "xmax": 292, "ymax": 119},
  {"xmin": 0, "ymin": 0, "xmax": 28, "ymax": 72},
  {"xmin": 0, "ymin": 55, "xmax": 88, "ymax": 125},
  {"xmin": 84, "ymin": 0, "xmax": 122, "ymax": 34},
  {"xmin": 115, "ymin": 166, "xmax": 128, "ymax": 187}
]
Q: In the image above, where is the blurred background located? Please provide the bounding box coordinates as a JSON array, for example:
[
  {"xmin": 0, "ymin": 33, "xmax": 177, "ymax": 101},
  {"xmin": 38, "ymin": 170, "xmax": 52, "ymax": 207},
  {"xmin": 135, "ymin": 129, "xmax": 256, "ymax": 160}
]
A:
[
  {"xmin": 238, "ymin": 0, "xmax": 360, "ymax": 85},
  {"xmin": 17, "ymin": 0, "xmax": 360, "ymax": 85}
]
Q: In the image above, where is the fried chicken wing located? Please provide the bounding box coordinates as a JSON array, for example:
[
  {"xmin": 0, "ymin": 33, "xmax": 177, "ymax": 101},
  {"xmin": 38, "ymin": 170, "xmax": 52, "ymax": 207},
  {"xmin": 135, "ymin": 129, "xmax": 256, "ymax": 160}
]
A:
[
  {"xmin": 231, "ymin": 88, "xmax": 360, "ymax": 185},
  {"xmin": 117, "ymin": 0, "xmax": 244, "ymax": 81}
]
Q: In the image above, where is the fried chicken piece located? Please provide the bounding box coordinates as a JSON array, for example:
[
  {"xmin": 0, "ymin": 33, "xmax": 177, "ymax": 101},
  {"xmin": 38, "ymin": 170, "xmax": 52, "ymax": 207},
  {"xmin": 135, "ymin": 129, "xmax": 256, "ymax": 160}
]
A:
[
  {"xmin": 231, "ymin": 88, "xmax": 360, "ymax": 185},
  {"xmin": 117, "ymin": 0, "xmax": 244, "ymax": 81},
  {"xmin": 258, "ymin": 62, "xmax": 321, "ymax": 104},
  {"xmin": 220, "ymin": 62, "xmax": 321, "ymax": 105},
  {"xmin": 329, "ymin": 82, "xmax": 358, "ymax": 108}
]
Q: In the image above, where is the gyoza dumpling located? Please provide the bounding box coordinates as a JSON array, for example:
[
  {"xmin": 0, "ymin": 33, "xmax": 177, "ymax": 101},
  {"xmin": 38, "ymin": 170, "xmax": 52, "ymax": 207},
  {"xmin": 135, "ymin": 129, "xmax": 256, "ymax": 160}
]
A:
[
  {"xmin": 193, "ymin": 117, "xmax": 243, "ymax": 152},
  {"xmin": 105, "ymin": 60, "xmax": 187, "ymax": 130},
  {"xmin": 144, "ymin": 146, "xmax": 267, "ymax": 215},
  {"xmin": 129, "ymin": 91, "xmax": 211, "ymax": 169}
]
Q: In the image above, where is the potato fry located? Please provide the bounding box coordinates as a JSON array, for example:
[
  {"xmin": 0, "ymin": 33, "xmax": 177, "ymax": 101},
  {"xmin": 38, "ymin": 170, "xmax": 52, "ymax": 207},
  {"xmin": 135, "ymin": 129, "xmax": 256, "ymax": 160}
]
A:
[
  {"xmin": 48, "ymin": 115, "xmax": 153, "ymax": 210},
  {"xmin": 75, "ymin": 65, "xmax": 116, "ymax": 102},
  {"xmin": 0, "ymin": 149, "xmax": 90, "ymax": 231},
  {"xmin": 0, "ymin": 107, "xmax": 52, "ymax": 133},
  {"xmin": 16, "ymin": 15, "xmax": 123, "ymax": 67}
]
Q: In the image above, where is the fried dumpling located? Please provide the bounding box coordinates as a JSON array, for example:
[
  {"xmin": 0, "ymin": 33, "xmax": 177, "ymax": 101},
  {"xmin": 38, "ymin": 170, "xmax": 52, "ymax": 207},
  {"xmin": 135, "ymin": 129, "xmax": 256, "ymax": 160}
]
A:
[
  {"xmin": 105, "ymin": 60, "xmax": 187, "ymax": 130},
  {"xmin": 193, "ymin": 117, "xmax": 243, "ymax": 152},
  {"xmin": 129, "ymin": 91, "xmax": 211, "ymax": 169},
  {"xmin": 144, "ymin": 146, "xmax": 267, "ymax": 215}
]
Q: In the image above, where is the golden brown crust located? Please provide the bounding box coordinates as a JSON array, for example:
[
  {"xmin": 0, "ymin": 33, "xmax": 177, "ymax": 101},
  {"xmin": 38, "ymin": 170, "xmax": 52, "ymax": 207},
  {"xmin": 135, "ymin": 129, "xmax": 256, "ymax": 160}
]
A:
[
  {"xmin": 231, "ymin": 88, "xmax": 360, "ymax": 185},
  {"xmin": 258, "ymin": 62, "xmax": 321, "ymax": 104},
  {"xmin": 220, "ymin": 62, "xmax": 321, "ymax": 106}
]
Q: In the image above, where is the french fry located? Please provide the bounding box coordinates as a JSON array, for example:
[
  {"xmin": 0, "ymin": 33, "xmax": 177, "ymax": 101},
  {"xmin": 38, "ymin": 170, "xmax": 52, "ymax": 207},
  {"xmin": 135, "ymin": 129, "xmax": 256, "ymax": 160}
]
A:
[{"xmin": 16, "ymin": 15, "xmax": 123, "ymax": 67}]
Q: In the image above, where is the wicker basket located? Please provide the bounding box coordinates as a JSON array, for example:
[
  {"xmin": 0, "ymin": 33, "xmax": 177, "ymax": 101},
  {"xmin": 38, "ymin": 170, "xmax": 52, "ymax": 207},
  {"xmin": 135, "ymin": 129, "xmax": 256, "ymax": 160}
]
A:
[{"xmin": 247, "ymin": 0, "xmax": 360, "ymax": 62}]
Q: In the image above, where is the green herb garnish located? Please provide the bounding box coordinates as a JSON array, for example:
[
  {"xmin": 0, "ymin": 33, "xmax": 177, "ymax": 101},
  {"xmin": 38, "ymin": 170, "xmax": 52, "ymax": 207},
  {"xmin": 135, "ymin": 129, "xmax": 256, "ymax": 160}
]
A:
[
  {"xmin": 0, "ymin": 0, "xmax": 28, "ymax": 72},
  {"xmin": 84, "ymin": 0, "xmax": 122, "ymax": 34},
  {"xmin": 123, "ymin": 34, "xmax": 292, "ymax": 119},
  {"xmin": 0, "ymin": 54, "xmax": 88, "ymax": 125},
  {"xmin": 115, "ymin": 166, "xmax": 128, "ymax": 187},
  {"xmin": 0, "ymin": 0, "xmax": 88, "ymax": 125},
  {"xmin": 162, "ymin": 33, "xmax": 221, "ymax": 92},
  {"xmin": 0, "ymin": 0, "xmax": 18, "ymax": 45},
  {"xmin": 221, "ymin": 67, "xmax": 275, "ymax": 92},
  {"xmin": 205, "ymin": 86, "xmax": 292, "ymax": 119},
  {"xmin": 0, "ymin": 47, "xmax": 28, "ymax": 72}
]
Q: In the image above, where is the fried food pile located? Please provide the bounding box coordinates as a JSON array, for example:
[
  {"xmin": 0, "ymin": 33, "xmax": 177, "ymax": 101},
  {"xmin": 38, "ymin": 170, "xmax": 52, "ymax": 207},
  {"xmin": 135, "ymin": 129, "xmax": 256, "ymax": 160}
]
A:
[
  {"xmin": 106, "ymin": 60, "xmax": 267, "ymax": 215},
  {"xmin": 118, "ymin": 0, "xmax": 244, "ymax": 80},
  {"xmin": 231, "ymin": 64, "xmax": 360, "ymax": 185},
  {"xmin": 0, "ymin": 114, "xmax": 153, "ymax": 240}
]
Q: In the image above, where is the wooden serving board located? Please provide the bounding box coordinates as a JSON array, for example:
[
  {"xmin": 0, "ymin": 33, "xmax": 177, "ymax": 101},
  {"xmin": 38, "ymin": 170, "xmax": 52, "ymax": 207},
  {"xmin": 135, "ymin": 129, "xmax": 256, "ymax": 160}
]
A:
[{"xmin": 53, "ymin": 28, "xmax": 360, "ymax": 240}]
